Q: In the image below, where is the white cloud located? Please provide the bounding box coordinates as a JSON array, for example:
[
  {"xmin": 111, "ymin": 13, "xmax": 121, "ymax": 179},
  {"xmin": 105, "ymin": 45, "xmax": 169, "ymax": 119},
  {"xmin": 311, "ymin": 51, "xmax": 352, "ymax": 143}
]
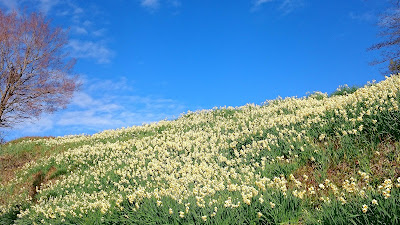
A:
[
  {"xmin": 71, "ymin": 92, "xmax": 100, "ymax": 108},
  {"xmin": 53, "ymin": 90, "xmax": 124, "ymax": 129},
  {"xmin": 83, "ymin": 20, "xmax": 92, "ymax": 27},
  {"xmin": 59, "ymin": 3, "xmax": 113, "ymax": 63},
  {"xmin": 67, "ymin": 39, "xmax": 114, "ymax": 64},
  {"xmin": 55, "ymin": 82, "xmax": 185, "ymax": 132},
  {"xmin": 87, "ymin": 77, "xmax": 133, "ymax": 93},
  {"xmin": 141, "ymin": 0, "xmax": 160, "ymax": 9},
  {"xmin": 0, "ymin": 0, "xmax": 18, "ymax": 11},
  {"xmin": 253, "ymin": 0, "xmax": 274, "ymax": 8},
  {"xmin": 279, "ymin": 0, "xmax": 304, "ymax": 15},
  {"xmin": 168, "ymin": 0, "xmax": 181, "ymax": 8},
  {"xmin": 6, "ymin": 77, "xmax": 186, "ymax": 140},
  {"xmin": 38, "ymin": 0, "xmax": 60, "ymax": 14},
  {"xmin": 140, "ymin": 0, "xmax": 182, "ymax": 13},
  {"xmin": 73, "ymin": 26, "xmax": 88, "ymax": 35},
  {"xmin": 0, "ymin": 1, "xmax": 113, "ymax": 62},
  {"xmin": 92, "ymin": 28, "xmax": 107, "ymax": 37},
  {"xmin": 349, "ymin": 11, "xmax": 375, "ymax": 22},
  {"xmin": 251, "ymin": 0, "xmax": 304, "ymax": 14},
  {"xmin": 13, "ymin": 116, "xmax": 55, "ymax": 134},
  {"xmin": 71, "ymin": 92, "xmax": 121, "ymax": 112},
  {"xmin": 57, "ymin": 110, "xmax": 122, "ymax": 127},
  {"xmin": 73, "ymin": 6, "xmax": 84, "ymax": 14}
]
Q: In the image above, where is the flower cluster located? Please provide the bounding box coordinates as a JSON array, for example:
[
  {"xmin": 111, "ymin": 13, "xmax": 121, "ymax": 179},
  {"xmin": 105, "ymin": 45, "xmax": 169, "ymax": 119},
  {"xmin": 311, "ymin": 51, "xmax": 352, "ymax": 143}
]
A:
[{"xmin": 2, "ymin": 76, "xmax": 400, "ymax": 223}]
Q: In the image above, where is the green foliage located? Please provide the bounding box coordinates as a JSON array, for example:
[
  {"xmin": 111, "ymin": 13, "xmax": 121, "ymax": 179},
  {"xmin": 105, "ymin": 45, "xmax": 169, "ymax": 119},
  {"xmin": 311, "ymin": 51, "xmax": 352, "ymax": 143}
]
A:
[
  {"xmin": 317, "ymin": 190, "xmax": 400, "ymax": 225},
  {"xmin": 307, "ymin": 91, "xmax": 327, "ymax": 100},
  {"xmin": 329, "ymin": 84, "xmax": 359, "ymax": 97},
  {"xmin": 389, "ymin": 59, "xmax": 400, "ymax": 76},
  {"xmin": 0, "ymin": 208, "xmax": 19, "ymax": 225}
]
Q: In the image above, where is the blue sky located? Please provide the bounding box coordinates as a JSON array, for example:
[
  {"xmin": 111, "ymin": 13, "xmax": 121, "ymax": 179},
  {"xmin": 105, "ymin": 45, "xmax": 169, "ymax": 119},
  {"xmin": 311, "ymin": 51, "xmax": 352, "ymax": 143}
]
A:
[{"xmin": 0, "ymin": 0, "xmax": 391, "ymax": 140}]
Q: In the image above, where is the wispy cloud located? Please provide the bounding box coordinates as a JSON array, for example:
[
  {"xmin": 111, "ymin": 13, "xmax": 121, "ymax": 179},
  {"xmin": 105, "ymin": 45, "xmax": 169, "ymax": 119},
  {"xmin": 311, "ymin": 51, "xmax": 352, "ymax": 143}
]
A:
[
  {"xmin": 140, "ymin": 0, "xmax": 181, "ymax": 12},
  {"xmin": 57, "ymin": 92, "xmax": 123, "ymax": 128},
  {"xmin": 349, "ymin": 11, "xmax": 375, "ymax": 22},
  {"xmin": 86, "ymin": 77, "xmax": 133, "ymax": 93},
  {"xmin": 141, "ymin": 0, "xmax": 160, "ymax": 10},
  {"xmin": 0, "ymin": 0, "xmax": 60, "ymax": 14},
  {"xmin": 60, "ymin": 3, "xmax": 113, "ymax": 62},
  {"xmin": 0, "ymin": 0, "xmax": 62, "ymax": 15},
  {"xmin": 0, "ymin": 0, "xmax": 18, "ymax": 11},
  {"xmin": 253, "ymin": 0, "xmax": 274, "ymax": 9},
  {"xmin": 279, "ymin": 0, "xmax": 305, "ymax": 15},
  {"xmin": 72, "ymin": 26, "xmax": 88, "ymax": 35},
  {"xmin": 0, "ymin": 0, "xmax": 114, "ymax": 64},
  {"xmin": 12, "ymin": 116, "xmax": 54, "ymax": 135},
  {"xmin": 168, "ymin": 0, "xmax": 181, "ymax": 8},
  {"xmin": 67, "ymin": 39, "xmax": 114, "ymax": 64},
  {"xmin": 92, "ymin": 28, "xmax": 107, "ymax": 37},
  {"xmin": 8, "ymin": 78, "xmax": 186, "ymax": 138},
  {"xmin": 251, "ymin": 0, "xmax": 275, "ymax": 11},
  {"xmin": 38, "ymin": 0, "xmax": 60, "ymax": 15},
  {"xmin": 251, "ymin": 0, "xmax": 304, "ymax": 15}
]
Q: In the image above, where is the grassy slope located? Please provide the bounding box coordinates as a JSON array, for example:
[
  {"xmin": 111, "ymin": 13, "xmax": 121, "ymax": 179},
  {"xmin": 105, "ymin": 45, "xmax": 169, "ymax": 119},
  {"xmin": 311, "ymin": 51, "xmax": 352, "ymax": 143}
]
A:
[{"xmin": 1, "ymin": 77, "xmax": 400, "ymax": 224}]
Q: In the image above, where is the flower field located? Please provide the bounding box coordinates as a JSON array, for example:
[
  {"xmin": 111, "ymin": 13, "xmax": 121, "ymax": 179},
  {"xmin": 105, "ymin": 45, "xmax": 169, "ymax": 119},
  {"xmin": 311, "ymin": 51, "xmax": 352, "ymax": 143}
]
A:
[{"xmin": 1, "ymin": 76, "xmax": 400, "ymax": 224}]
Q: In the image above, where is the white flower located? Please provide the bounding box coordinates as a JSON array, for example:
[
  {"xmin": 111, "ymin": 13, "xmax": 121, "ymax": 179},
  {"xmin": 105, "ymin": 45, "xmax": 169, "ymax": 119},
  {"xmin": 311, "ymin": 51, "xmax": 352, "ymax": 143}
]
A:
[{"xmin": 362, "ymin": 204, "xmax": 368, "ymax": 213}]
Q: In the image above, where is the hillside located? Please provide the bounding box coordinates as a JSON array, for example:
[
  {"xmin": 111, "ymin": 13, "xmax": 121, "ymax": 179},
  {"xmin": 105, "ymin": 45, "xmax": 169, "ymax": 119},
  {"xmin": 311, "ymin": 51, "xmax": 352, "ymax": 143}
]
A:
[{"xmin": 1, "ymin": 76, "xmax": 400, "ymax": 224}]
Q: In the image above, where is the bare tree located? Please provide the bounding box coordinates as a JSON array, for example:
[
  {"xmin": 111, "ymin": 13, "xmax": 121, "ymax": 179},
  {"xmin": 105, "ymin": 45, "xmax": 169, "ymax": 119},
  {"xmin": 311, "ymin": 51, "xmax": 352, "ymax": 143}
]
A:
[
  {"xmin": 0, "ymin": 10, "xmax": 78, "ymax": 129},
  {"xmin": 368, "ymin": 1, "xmax": 400, "ymax": 75}
]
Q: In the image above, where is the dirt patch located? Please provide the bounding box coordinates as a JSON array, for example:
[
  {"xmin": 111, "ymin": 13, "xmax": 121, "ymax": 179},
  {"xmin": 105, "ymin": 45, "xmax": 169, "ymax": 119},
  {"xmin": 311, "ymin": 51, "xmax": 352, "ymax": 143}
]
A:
[
  {"xmin": 29, "ymin": 167, "xmax": 59, "ymax": 202},
  {"xmin": 370, "ymin": 141, "xmax": 400, "ymax": 180},
  {"xmin": 292, "ymin": 140, "xmax": 400, "ymax": 191},
  {"xmin": 292, "ymin": 162, "xmax": 319, "ymax": 187},
  {"xmin": 325, "ymin": 161, "xmax": 355, "ymax": 185},
  {"xmin": 0, "ymin": 138, "xmax": 56, "ymax": 206},
  {"xmin": 0, "ymin": 153, "xmax": 34, "ymax": 185},
  {"xmin": 0, "ymin": 137, "xmax": 57, "ymax": 185},
  {"xmin": 0, "ymin": 153, "xmax": 37, "ymax": 205},
  {"xmin": 30, "ymin": 171, "xmax": 45, "ymax": 202}
]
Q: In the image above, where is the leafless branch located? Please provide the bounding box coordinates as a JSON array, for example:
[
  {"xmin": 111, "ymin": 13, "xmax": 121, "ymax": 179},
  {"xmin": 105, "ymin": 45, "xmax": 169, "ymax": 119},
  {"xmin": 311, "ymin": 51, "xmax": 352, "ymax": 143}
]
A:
[{"xmin": 0, "ymin": 10, "xmax": 78, "ymax": 128}]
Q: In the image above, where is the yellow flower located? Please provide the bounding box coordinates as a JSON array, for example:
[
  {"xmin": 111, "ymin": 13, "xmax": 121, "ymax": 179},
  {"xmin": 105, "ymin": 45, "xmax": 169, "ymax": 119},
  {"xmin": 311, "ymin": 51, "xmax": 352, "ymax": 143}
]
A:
[
  {"xmin": 257, "ymin": 212, "xmax": 263, "ymax": 218},
  {"xmin": 201, "ymin": 215, "xmax": 207, "ymax": 221},
  {"xmin": 338, "ymin": 196, "xmax": 346, "ymax": 205},
  {"xmin": 362, "ymin": 204, "xmax": 368, "ymax": 213},
  {"xmin": 169, "ymin": 208, "xmax": 173, "ymax": 215},
  {"xmin": 269, "ymin": 202, "xmax": 275, "ymax": 209},
  {"xmin": 372, "ymin": 199, "xmax": 378, "ymax": 205}
]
